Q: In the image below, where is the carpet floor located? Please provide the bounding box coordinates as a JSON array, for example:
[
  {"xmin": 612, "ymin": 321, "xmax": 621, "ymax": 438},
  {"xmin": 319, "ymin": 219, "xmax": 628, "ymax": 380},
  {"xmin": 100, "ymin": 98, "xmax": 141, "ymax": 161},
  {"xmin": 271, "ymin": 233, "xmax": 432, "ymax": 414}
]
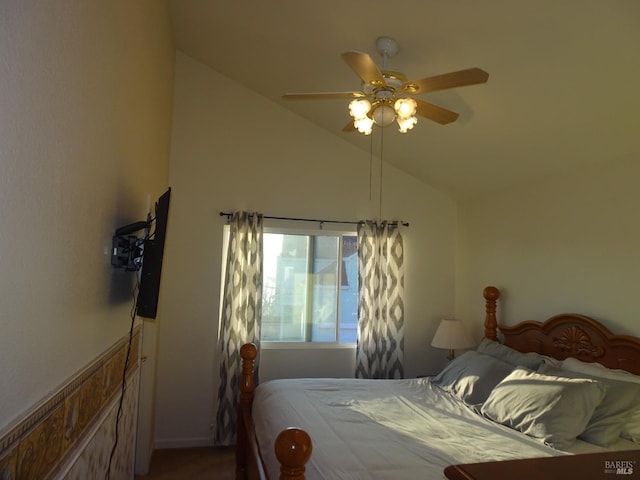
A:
[{"xmin": 134, "ymin": 446, "xmax": 235, "ymax": 480}]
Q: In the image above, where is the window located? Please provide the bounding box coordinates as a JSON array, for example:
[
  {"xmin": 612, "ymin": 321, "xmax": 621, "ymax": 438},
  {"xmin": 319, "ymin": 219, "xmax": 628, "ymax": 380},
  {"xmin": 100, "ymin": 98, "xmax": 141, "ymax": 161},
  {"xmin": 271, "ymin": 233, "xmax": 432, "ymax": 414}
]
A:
[{"xmin": 261, "ymin": 230, "xmax": 357, "ymax": 344}]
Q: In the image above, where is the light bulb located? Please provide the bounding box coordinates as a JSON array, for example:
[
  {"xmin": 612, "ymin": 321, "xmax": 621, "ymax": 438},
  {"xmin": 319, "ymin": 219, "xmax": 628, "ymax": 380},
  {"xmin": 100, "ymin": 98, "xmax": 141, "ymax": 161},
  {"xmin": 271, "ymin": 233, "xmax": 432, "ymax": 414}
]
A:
[
  {"xmin": 394, "ymin": 98, "xmax": 417, "ymax": 118},
  {"xmin": 349, "ymin": 99, "xmax": 371, "ymax": 119}
]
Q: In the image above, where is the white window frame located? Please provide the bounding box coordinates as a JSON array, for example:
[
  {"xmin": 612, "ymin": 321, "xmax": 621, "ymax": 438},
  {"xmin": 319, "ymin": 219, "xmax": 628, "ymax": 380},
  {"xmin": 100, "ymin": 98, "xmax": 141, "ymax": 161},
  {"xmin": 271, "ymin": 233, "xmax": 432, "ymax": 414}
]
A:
[{"xmin": 260, "ymin": 225, "xmax": 357, "ymax": 349}]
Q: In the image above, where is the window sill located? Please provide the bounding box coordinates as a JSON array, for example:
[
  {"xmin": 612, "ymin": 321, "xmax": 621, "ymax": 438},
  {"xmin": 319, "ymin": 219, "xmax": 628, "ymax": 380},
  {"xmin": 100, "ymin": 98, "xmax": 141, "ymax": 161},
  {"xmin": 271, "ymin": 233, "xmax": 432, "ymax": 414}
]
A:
[{"xmin": 260, "ymin": 342, "xmax": 357, "ymax": 350}]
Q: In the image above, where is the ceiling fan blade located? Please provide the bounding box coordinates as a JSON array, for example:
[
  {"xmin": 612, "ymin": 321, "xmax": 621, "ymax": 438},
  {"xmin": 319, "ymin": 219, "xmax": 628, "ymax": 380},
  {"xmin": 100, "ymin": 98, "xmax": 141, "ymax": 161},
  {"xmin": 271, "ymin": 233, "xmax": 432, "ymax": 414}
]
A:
[
  {"xmin": 341, "ymin": 51, "xmax": 386, "ymax": 87},
  {"xmin": 402, "ymin": 68, "xmax": 489, "ymax": 94},
  {"xmin": 342, "ymin": 120, "xmax": 356, "ymax": 132},
  {"xmin": 415, "ymin": 99, "xmax": 459, "ymax": 125},
  {"xmin": 282, "ymin": 91, "xmax": 364, "ymax": 101}
]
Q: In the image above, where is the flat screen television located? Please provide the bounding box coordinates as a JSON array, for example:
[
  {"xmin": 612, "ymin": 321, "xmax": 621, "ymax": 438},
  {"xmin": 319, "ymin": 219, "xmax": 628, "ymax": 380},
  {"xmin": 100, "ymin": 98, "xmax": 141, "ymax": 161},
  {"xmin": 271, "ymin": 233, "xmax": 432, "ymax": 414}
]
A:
[{"xmin": 137, "ymin": 187, "xmax": 171, "ymax": 319}]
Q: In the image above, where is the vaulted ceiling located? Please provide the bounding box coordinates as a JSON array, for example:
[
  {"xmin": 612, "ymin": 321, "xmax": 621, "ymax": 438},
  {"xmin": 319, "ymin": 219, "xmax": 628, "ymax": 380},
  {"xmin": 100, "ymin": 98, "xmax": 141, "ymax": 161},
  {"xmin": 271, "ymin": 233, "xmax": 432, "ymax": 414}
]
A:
[{"xmin": 168, "ymin": 1, "xmax": 640, "ymax": 200}]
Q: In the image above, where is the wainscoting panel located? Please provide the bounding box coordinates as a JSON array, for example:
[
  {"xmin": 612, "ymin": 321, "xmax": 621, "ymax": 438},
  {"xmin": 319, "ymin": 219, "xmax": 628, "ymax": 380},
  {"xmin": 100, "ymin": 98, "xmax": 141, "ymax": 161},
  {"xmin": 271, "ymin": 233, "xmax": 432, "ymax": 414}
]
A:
[{"xmin": 0, "ymin": 326, "xmax": 141, "ymax": 480}]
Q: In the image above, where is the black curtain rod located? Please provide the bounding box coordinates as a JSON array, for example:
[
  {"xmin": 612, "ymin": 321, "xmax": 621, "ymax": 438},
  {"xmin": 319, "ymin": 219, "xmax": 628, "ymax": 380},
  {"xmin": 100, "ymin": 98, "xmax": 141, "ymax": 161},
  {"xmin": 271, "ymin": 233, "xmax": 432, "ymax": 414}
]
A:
[{"xmin": 219, "ymin": 212, "xmax": 409, "ymax": 227}]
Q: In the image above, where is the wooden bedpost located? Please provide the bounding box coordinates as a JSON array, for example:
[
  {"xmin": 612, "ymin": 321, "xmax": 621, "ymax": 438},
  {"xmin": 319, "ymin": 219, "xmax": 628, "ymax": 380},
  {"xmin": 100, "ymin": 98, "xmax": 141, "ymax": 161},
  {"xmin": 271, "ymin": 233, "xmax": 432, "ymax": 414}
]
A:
[
  {"xmin": 483, "ymin": 286, "xmax": 500, "ymax": 341},
  {"xmin": 275, "ymin": 428, "xmax": 313, "ymax": 480},
  {"xmin": 237, "ymin": 343, "xmax": 258, "ymax": 480}
]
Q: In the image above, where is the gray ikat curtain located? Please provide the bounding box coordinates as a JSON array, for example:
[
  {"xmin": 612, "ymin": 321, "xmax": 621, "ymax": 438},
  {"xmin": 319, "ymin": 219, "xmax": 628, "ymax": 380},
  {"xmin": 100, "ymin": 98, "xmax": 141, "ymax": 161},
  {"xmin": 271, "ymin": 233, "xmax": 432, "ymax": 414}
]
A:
[
  {"xmin": 214, "ymin": 211, "xmax": 263, "ymax": 446},
  {"xmin": 355, "ymin": 220, "xmax": 405, "ymax": 379}
]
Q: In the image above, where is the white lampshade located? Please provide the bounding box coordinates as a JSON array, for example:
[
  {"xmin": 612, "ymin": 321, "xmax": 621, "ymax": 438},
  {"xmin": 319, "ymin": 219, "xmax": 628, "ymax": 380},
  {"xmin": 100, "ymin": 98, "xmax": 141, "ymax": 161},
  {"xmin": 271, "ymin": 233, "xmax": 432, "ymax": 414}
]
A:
[{"xmin": 431, "ymin": 318, "xmax": 475, "ymax": 360}]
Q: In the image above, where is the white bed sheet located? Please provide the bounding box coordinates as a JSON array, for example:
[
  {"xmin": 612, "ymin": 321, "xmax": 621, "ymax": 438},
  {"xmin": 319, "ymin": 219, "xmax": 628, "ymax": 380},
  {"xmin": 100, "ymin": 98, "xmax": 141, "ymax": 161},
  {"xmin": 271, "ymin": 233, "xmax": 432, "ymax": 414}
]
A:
[{"xmin": 253, "ymin": 377, "xmax": 569, "ymax": 480}]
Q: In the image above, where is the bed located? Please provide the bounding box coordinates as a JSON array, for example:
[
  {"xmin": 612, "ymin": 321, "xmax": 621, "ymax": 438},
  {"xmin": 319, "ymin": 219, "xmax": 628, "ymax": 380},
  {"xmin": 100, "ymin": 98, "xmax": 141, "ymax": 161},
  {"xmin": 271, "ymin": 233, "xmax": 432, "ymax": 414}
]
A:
[{"xmin": 235, "ymin": 286, "xmax": 640, "ymax": 479}]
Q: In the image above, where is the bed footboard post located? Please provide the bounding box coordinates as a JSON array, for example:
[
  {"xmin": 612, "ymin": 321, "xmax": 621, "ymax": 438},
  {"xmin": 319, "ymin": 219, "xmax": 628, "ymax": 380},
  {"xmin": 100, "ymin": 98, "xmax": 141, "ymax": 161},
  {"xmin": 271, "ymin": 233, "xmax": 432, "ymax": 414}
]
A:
[
  {"xmin": 236, "ymin": 343, "xmax": 258, "ymax": 480},
  {"xmin": 275, "ymin": 428, "xmax": 313, "ymax": 480},
  {"xmin": 483, "ymin": 286, "xmax": 500, "ymax": 341}
]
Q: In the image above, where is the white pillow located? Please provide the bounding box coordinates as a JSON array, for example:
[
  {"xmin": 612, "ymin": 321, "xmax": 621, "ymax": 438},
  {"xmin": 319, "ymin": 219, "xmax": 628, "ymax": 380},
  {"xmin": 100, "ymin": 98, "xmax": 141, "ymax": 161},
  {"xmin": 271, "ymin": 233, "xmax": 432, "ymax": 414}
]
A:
[
  {"xmin": 549, "ymin": 368, "xmax": 640, "ymax": 446},
  {"xmin": 481, "ymin": 367, "xmax": 606, "ymax": 450},
  {"xmin": 560, "ymin": 357, "xmax": 640, "ymax": 443}
]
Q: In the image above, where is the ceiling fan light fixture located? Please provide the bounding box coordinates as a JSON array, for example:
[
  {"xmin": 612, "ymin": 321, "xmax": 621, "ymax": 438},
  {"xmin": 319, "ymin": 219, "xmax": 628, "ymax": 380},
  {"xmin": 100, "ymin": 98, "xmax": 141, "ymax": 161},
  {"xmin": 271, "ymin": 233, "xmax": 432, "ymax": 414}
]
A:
[
  {"xmin": 284, "ymin": 37, "xmax": 488, "ymax": 136},
  {"xmin": 394, "ymin": 97, "xmax": 417, "ymax": 118},
  {"xmin": 397, "ymin": 115, "xmax": 417, "ymax": 133},
  {"xmin": 349, "ymin": 98, "xmax": 371, "ymax": 119},
  {"xmin": 354, "ymin": 116, "xmax": 373, "ymax": 135},
  {"xmin": 372, "ymin": 102, "xmax": 396, "ymax": 127}
]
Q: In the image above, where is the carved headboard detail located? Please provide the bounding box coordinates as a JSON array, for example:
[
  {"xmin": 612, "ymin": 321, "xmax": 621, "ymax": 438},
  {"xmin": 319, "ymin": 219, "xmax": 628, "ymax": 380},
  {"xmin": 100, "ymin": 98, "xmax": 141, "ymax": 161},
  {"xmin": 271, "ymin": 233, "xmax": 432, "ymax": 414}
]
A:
[
  {"xmin": 482, "ymin": 286, "xmax": 640, "ymax": 375},
  {"xmin": 552, "ymin": 325, "xmax": 605, "ymax": 358}
]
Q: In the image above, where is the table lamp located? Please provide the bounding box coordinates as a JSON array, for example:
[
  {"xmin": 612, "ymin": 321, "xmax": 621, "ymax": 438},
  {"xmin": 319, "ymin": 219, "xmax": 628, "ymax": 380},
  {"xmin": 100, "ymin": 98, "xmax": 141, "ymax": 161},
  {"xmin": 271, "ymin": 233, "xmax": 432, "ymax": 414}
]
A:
[{"xmin": 431, "ymin": 318, "xmax": 476, "ymax": 360}]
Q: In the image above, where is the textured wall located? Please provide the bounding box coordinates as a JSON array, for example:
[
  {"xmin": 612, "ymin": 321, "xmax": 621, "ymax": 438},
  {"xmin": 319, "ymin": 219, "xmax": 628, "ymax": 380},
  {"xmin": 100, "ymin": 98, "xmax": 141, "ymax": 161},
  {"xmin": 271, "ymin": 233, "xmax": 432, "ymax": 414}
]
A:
[
  {"xmin": 456, "ymin": 157, "xmax": 640, "ymax": 338},
  {"xmin": 0, "ymin": 1, "xmax": 173, "ymax": 477},
  {"xmin": 0, "ymin": 0, "xmax": 173, "ymax": 432}
]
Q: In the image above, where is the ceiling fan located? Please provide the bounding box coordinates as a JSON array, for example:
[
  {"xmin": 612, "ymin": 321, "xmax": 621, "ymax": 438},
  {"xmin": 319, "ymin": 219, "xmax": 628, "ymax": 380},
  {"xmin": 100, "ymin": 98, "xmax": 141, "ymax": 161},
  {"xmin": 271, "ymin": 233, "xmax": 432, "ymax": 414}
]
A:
[{"xmin": 282, "ymin": 36, "xmax": 489, "ymax": 135}]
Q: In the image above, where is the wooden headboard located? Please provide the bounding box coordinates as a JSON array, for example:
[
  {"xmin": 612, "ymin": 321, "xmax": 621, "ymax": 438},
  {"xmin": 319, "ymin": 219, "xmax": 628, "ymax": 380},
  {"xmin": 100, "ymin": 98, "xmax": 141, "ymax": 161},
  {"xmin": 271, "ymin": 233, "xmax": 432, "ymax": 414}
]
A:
[{"xmin": 482, "ymin": 286, "xmax": 640, "ymax": 375}]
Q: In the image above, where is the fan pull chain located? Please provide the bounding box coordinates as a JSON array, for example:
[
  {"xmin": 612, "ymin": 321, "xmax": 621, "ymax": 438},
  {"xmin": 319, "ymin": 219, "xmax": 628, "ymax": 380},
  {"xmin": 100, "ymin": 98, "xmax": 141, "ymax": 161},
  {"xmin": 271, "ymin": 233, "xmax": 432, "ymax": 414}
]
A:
[
  {"xmin": 369, "ymin": 133, "xmax": 374, "ymax": 201},
  {"xmin": 378, "ymin": 127, "xmax": 384, "ymax": 222}
]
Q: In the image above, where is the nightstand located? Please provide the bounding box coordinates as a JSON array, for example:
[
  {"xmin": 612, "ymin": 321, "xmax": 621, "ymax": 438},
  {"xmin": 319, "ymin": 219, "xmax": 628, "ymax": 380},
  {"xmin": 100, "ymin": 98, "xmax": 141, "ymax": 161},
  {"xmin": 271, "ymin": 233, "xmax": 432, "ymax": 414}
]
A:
[{"xmin": 444, "ymin": 450, "xmax": 640, "ymax": 480}]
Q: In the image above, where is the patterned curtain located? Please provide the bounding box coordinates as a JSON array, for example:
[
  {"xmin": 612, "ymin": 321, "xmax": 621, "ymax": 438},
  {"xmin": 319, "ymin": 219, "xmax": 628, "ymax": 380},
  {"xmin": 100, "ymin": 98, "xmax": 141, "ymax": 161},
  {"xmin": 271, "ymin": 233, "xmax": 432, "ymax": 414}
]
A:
[
  {"xmin": 355, "ymin": 221, "xmax": 405, "ymax": 379},
  {"xmin": 214, "ymin": 211, "xmax": 263, "ymax": 446}
]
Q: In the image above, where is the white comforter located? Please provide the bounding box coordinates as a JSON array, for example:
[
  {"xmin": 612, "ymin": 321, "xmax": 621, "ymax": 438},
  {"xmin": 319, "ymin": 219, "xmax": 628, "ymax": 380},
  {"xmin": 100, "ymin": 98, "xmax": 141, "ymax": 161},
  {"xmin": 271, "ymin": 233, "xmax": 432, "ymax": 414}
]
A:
[{"xmin": 252, "ymin": 377, "xmax": 564, "ymax": 480}]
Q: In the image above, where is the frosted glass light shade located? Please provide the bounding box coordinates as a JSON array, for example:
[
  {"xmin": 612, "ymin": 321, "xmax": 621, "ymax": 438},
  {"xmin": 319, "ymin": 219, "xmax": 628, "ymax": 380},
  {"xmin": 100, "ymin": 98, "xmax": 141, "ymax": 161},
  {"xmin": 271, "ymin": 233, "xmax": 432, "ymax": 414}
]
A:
[
  {"xmin": 354, "ymin": 116, "xmax": 373, "ymax": 135},
  {"xmin": 397, "ymin": 115, "xmax": 417, "ymax": 133},
  {"xmin": 372, "ymin": 103, "xmax": 396, "ymax": 126},
  {"xmin": 394, "ymin": 98, "xmax": 417, "ymax": 118},
  {"xmin": 349, "ymin": 99, "xmax": 371, "ymax": 119}
]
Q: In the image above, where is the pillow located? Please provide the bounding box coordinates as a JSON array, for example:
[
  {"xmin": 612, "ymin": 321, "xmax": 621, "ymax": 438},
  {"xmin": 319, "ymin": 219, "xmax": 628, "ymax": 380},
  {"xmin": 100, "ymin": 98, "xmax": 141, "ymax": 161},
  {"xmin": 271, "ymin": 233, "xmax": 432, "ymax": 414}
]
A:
[
  {"xmin": 561, "ymin": 357, "xmax": 640, "ymax": 383},
  {"xmin": 625, "ymin": 411, "xmax": 640, "ymax": 443},
  {"xmin": 480, "ymin": 368, "xmax": 606, "ymax": 450},
  {"xmin": 560, "ymin": 357, "xmax": 640, "ymax": 443},
  {"xmin": 477, "ymin": 338, "xmax": 546, "ymax": 370},
  {"xmin": 550, "ymin": 368, "xmax": 640, "ymax": 446},
  {"xmin": 431, "ymin": 350, "xmax": 515, "ymax": 406}
]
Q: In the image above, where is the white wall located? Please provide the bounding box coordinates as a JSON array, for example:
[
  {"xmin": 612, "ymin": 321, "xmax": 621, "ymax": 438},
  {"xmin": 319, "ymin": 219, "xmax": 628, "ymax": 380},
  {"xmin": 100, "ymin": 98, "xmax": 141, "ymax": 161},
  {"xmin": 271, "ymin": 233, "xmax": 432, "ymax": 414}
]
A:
[
  {"xmin": 456, "ymin": 156, "xmax": 640, "ymax": 340},
  {"xmin": 154, "ymin": 52, "xmax": 458, "ymax": 447},
  {"xmin": 0, "ymin": 1, "xmax": 174, "ymax": 431}
]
